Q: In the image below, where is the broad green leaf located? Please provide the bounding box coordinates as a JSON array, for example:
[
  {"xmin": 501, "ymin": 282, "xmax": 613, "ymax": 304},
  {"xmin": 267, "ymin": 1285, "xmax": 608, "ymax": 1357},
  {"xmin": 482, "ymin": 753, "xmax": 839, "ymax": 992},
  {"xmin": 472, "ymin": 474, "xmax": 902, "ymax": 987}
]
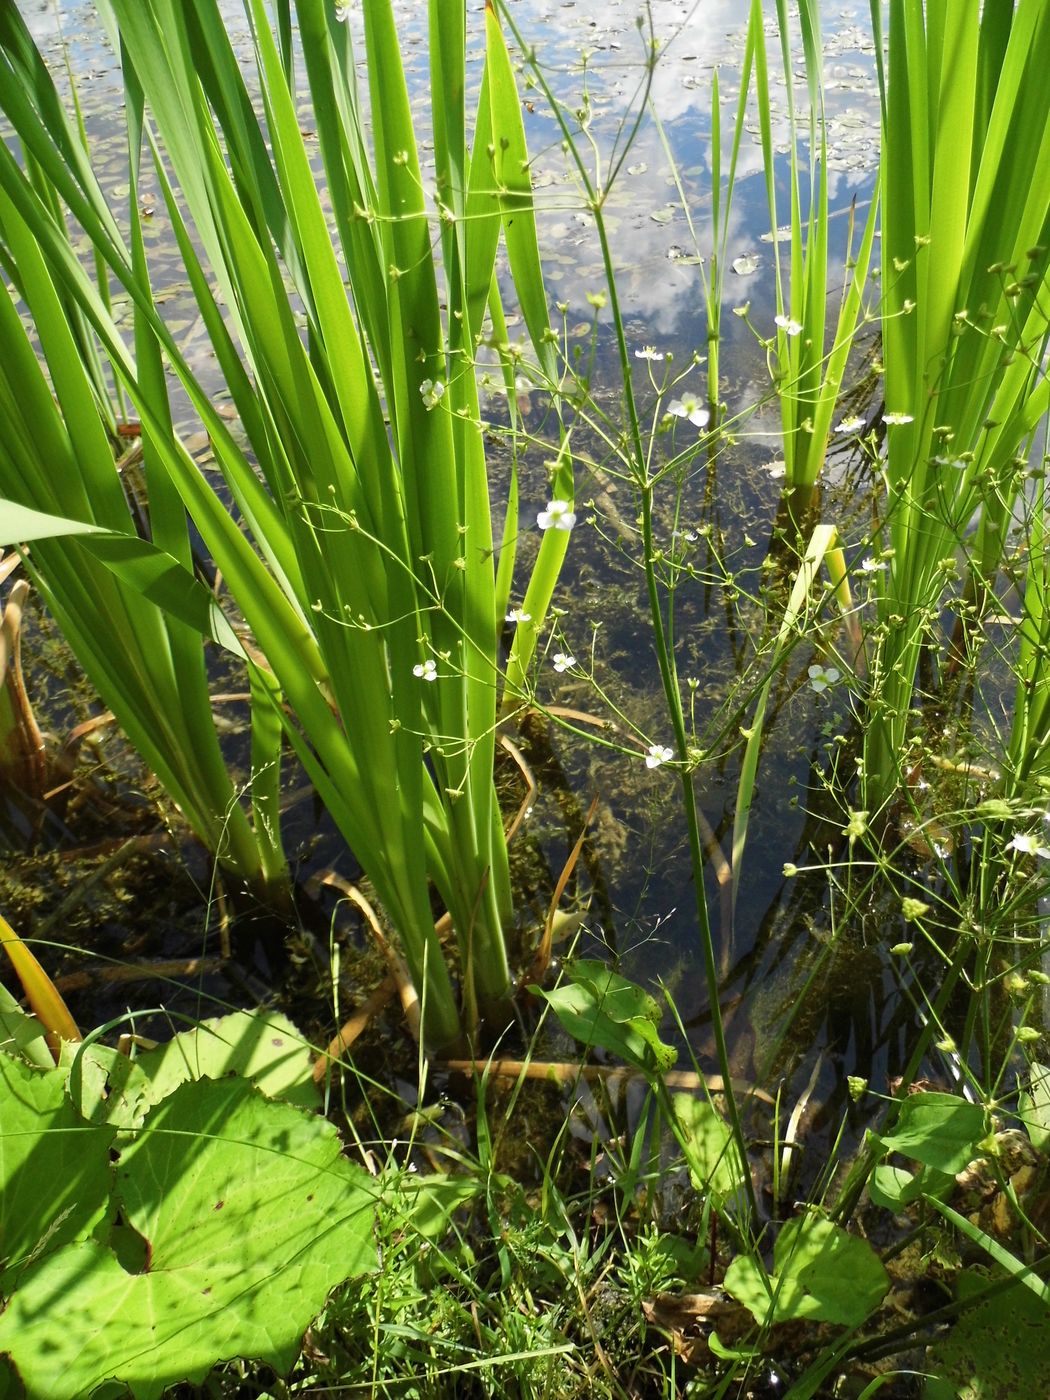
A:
[
  {"xmin": 925, "ymin": 1272, "xmax": 1050, "ymax": 1400},
  {"xmin": 0, "ymin": 981, "xmax": 51, "ymax": 1069},
  {"xmin": 63, "ymin": 1013, "xmax": 319, "ymax": 1132},
  {"xmin": 869, "ymin": 1163, "xmax": 918, "ymax": 1211},
  {"xmin": 532, "ymin": 961, "xmax": 676, "ymax": 1073},
  {"xmin": 673, "ymin": 1095, "xmax": 748, "ymax": 1206},
  {"xmin": 0, "ymin": 1076, "xmax": 376, "ymax": 1400},
  {"xmin": 868, "ymin": 1162, "xmax": 954, "ymax": 1212},
  {"xmin": 0, "ymin": 1055, "xmax": 114, "ymax": 1295},
  {"xmin": 568, "ymin": 960, "xmax": 663, "ymax": 1025},
  {"xmin": 874, "ymin": 1093, "xmax": 987, "ymax": 1175},
  {"xmin": 132, "ymin": 1011, "xmax": 319, "ymax": 1109},
  {"xmin": 62, "ymin": 1043, "xmax": 157, "ymax": 1132},
  {"xmin": 725, "ymin": 1215, "xmax": 888, "ymax": 1328}
]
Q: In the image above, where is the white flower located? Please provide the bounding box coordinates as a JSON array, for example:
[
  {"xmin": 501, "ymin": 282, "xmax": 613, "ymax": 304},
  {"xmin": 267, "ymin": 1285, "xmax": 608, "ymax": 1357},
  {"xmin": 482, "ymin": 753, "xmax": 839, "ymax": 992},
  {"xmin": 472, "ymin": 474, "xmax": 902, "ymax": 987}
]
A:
[
  {"xmin": 765, "ymin": 459, "xmax": 786, "ymax": 480},
  {"xmin": 835, "ymin": 415, "xmax": 865, "ymax": 434},
  {"xmin": 775, "ymin": 314, "xmax": 803, "ymax": 337},
  {"xmin": 420, "ymin": 378, "xmax": 445, "ymax": 410},
  {"xmin": 553, "ymin": 653, "xmax": 576, "ymax": 673},
  {"xmin": 635, "ymin": 346, "xmax": 665, "ymax": 361},
  {"xmin": 413, "ymin": 659, "xmax": 437, "ymax": 681},
  {"xmin": 667, "ymin": 393, "xmax": 710, "ymax": 429},
  {"xmin": 335, "ymin": 2, "xmax": 351, "ymax": 19},
  {"xmin": 860, "ymin": 556, "xmax": 887, "ymax": 573},
  {"xmin": 1008, "ymin": 832, "xmax": 1050, "ymax": 859},
  {"xmin": 645, "ymin": 744, "xmax": 674, "ymax": 769},
  {"xmin": 537, "ymin": 499, "xmax": 576, "ymax": 531},
  {"xmin": 808, "ymin": 663, "xmax": 841, "ymax": 693},
  {"xmin": 883, "ymin": 411, "xmax": 914, "ymax": 426},
  {"xmin": 506, "ymin": 607, "xmax": 532, "ymax": 623}
]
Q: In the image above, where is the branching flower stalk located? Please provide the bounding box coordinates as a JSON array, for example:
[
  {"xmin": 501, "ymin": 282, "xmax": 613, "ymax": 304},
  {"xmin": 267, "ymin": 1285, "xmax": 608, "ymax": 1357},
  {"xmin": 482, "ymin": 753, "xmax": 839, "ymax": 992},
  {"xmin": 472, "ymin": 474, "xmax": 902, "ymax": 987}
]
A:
[{"xmin": 495, "ymin": 0, "xmax": 757, "ymax": 1220}]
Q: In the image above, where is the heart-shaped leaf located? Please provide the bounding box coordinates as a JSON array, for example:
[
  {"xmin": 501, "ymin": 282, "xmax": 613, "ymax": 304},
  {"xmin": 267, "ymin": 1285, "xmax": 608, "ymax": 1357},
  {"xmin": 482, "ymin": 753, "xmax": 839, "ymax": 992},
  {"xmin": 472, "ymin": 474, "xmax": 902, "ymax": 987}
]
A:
[{"xmin": 0, "ymin": 1076, "xmax": 376, "ymax": 1399}]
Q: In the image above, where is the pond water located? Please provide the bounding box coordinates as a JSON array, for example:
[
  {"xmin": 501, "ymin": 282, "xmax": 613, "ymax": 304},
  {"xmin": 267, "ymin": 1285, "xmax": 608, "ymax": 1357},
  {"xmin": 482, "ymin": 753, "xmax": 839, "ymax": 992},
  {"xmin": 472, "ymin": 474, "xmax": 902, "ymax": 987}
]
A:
[{"xmin": 5, "ymin": 0, "xmax": 929, "ymax": 1185}]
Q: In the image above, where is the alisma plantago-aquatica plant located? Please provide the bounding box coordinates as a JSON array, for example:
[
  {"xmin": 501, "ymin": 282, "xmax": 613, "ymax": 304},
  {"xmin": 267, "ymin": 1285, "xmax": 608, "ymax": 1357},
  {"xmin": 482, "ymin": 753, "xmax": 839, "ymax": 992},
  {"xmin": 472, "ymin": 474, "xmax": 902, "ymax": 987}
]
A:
[{"xmin": 0, "ymin": 0, "xmax": 574, "ymax": 1053}]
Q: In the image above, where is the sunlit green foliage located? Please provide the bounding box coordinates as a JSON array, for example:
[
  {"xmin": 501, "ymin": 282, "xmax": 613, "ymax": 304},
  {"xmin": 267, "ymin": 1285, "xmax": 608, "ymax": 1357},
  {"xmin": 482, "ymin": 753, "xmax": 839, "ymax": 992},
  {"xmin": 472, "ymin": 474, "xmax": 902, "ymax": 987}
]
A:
[{"xmin": 0, "ymin": 0, "xmax": 574, "ymax": 1052}]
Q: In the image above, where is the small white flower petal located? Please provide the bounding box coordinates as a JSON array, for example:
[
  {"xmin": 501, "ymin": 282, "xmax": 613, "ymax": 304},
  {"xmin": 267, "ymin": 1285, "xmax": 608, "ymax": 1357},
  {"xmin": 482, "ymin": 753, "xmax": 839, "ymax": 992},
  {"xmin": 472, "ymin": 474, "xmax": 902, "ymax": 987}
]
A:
[
  {"xmin": 835, "ymin": 415, "xmax": 865, "ymax": 434},
  {"xmin": 635, "ymin": 346, "xmax": 665, "ymax": 361},
  {"xmin": 667, "ymin": 394, "xmax": 710, "ymax": 429},
  {"xmin": 645, "ymin": 744, "xmax": 674, "ymax": 769},
  {"xmin": 1008, "ymin": 832, "xmax": 1050, "ymax": 858},
  {"xmin": 553, "ymin": 653, "xmax": 576, "ymax": 673},
  {"xmin": 808, "ymin": 663, "xmax": 840, "ymax": 693},
  {"xmin": 775, "ymin": 314, "xmax": 803, "ymax": 337},
  {"xmin": 883, "ymin": 411, "xmax": 914, "ymax": 426},
  {"xmin": 413, "ymin": 659, "xmax": 437, "ymax": 681},
  {"xmin": 537, "ymin": 499, "xmax": 576, "ymax": 531},
  {"xmin": 505, "ymin": 607, "xmax": 532, "ymax": 623}
]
